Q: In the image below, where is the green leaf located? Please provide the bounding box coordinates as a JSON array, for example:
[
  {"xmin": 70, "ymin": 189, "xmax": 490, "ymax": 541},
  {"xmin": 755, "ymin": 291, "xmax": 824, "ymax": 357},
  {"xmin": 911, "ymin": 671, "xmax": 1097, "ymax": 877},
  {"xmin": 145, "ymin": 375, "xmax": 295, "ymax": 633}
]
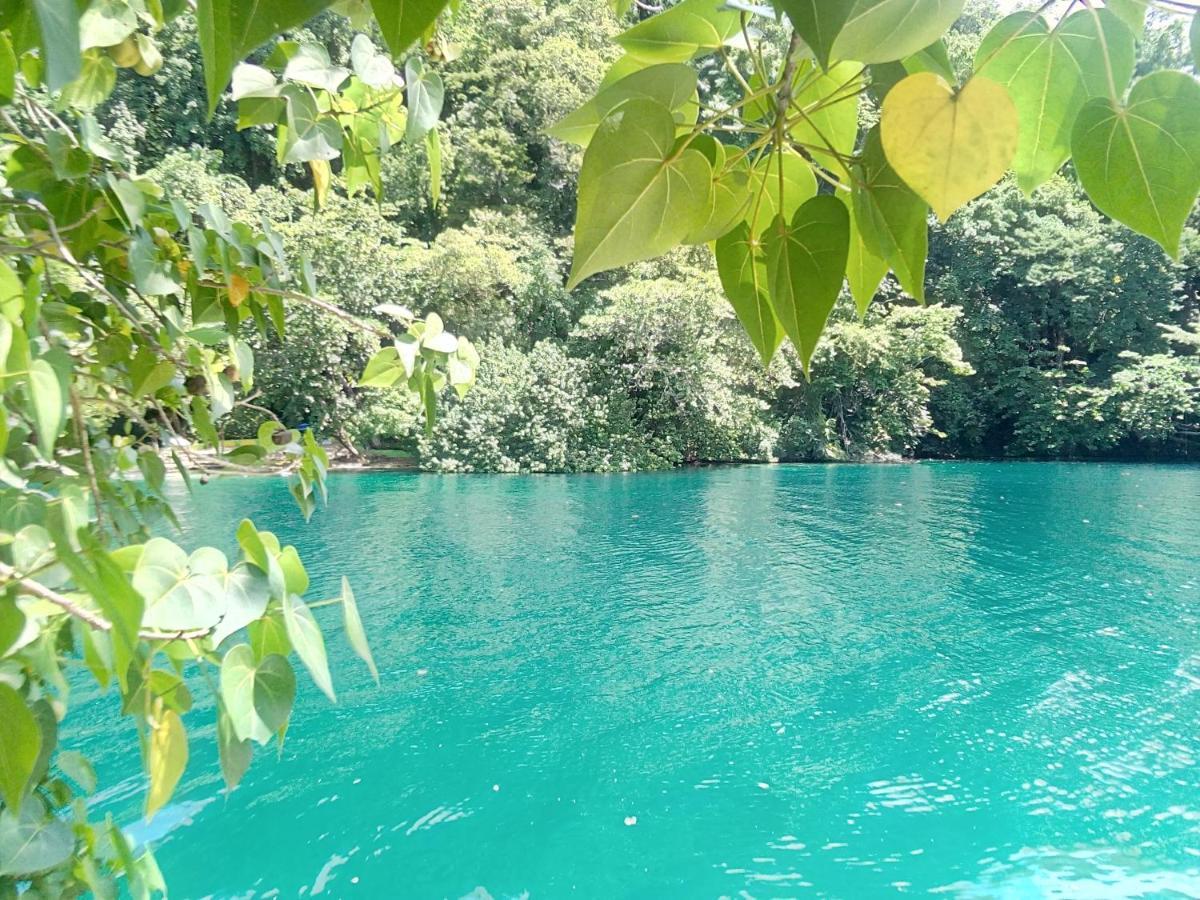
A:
[
  {"xmin": 1105, "ymin": 0, "xmax": 1146, "ymax": 35},
  {"xmin": 283, "ymin": 43, "xmax": 348, "ymax": 93},
  {"xmin": 277, "ymin": 545, "xmax": 308, "ymax": 596},
  {"xmin": 145, "ymin": 708, "xmax": 187, "ymax": 820},
  {"xmin": 56, "ymin": 750, "xmax": 96, "ymax": 795},
  {"xmin": 426, "ymin": 127, "xmax": 441, "ymax": 207},
  {"xmin": 79, "ymin": 0, "xmax": 137, "ymax": 50},
  {"xmin": 253, "ymin": 654, "xmax": 296, "ymax": 732},
  {"xmin": 715, "ymin": 222, "xmax": 781, "ymax": 365},
  {"xmin": 282, "ymin": 86, "xmax": 343, "ymax": 163},
  {"xmin": 404, "ymin": 56, "xmax": 444, "ymax": 143},
  {"xmin": 26, "ymin": 358, "xmax": 63, "ymax": 458},
  {"xmin": 745, "ymin": 147, "xmax": 818, "ymax": 237},
  {"xmin": 282, "ymin": 593, "xmax": 335, "ymax": 702},
  {"xmin": 880, "ymin": 72, "xmax": 1018, "ymax": 221},
  {"xmin": 359, "ymin": 347, "xmax": 403, "ymax": 387},
  {"xmin": 831, "ymin": 0, "xmax": 966, "ymax": 65},
  {"xmin": 852, "ymin": 128, "xmax": 927, "ymax": 302},
  {"xmin": 547, "ymin": 63, "xmax": 698, "ymax": 147},
  {"xmin": 842, "ymin": 192, "xmax": 887, "ymax": 319},
  {"xmin": 1072, "ymin": 70, "xmax": 1200, "ymax": 260},
  {"xmin": 220, "ymin": 644, "xmax": 272, "ymax": 743},
  {"xmin": 370, "ymin": 0, "xmax": 449, "ymax": 58},
  {"xmin": 350, "ymin": 33, "xmax": 396, "ymax": 88},
  {"xmin": 615, "ymin": 0, "xmax": 741, "ymax": 63},
  {"xmin": 132, "ymin": 538, "xmax": 227, "ymax": 632},
  {"xmin": 789, "ymin": 59, "xmax": 862, "ymax": 173},
  {"xmin": 340, "ymin": 578, "xmax": 378, "ymax": 684},
  {"xmin": 567, "ymin": 99, "xmax": 712, "ymax": 289},
  {"xmin": 129, "ymin": 347, "xmax": 176, "ymax": 399},
  {"xmin": 772, "ymin": 0, "xmax": 849, "ymax": 70},
  {"xmin": 210, "ymin": 564, "xmax": 271, "ymax": 647},
  {"xmin": 0, "ymin": 599, "xmax": 27, "ymax": 658},
  {"xmin": 195, "ymin": 0, "xmax": 332, "ymax": 116},
  {"xmin": 30, "ymin": 0, "xmax": 81, "ymax": 90},
  {"xmin": 0, "ymin": 684, "xmax": 40, "ymax": 814},
  {"xmin": 248, "ymin": 613, "xmax": 291, "ymax": 660},
  {"xmin": 682, "ymin": 139, "xmax": 751, "ymax": 244},
  {"xmin": 975, "ymin": 9, "xmax": 1135, "ymax": 195},
  {"xmin": 0, "ymin": 799, "xmax": 73, "ymax": 877},
  {"xmin": 60, "ymin": 50, "xmax": 116, "ymax": 110},
  {"xmin": 0, "ymin": 36, "xmax": 12, "ymax": 105},
  {"xmin": 217, "ymin": 706, "xmax": 251, "ymax": 791},
  {"xmin": 764, "ymin": 195, "xmax": 849, "ymax": 374}
]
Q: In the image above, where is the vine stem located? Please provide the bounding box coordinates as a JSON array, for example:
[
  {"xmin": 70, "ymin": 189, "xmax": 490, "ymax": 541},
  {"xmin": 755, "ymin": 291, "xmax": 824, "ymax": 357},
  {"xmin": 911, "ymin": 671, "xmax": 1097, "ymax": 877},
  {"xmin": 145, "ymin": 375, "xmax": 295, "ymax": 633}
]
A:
[{"xmin": 0, "ymin": 561, "xmax": 214, "ymax": 641}]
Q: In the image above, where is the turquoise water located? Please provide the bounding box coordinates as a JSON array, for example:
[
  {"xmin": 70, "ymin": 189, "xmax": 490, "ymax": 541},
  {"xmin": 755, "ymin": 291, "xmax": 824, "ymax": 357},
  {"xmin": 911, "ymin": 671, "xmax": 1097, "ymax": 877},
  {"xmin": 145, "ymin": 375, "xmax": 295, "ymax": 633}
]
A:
[{"xmin": 67, "ymin": 463, "xmax": 1200, "ymax": 898}]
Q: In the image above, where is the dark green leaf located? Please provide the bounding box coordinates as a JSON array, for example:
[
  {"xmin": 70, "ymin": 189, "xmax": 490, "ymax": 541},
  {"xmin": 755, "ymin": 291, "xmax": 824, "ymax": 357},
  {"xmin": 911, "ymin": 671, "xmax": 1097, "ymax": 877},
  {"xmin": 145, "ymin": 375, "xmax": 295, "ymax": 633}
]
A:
[
  {"xmin": 715, "ymin": 222, "xmax": 781, "ymax": 365},
  {"xmin": 764, "ymin": 194, "xmax": 849, "ymax": 374},
  {"xmin": 370, "ymin": 0, "xmax": 449, "ymax": 58}
]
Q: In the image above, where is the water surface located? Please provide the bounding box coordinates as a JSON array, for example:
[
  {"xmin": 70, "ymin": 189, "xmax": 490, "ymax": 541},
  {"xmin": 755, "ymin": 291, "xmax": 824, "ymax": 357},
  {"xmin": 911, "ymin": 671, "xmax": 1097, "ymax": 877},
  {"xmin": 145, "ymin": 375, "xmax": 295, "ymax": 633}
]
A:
[{"xmin": 70, "ymin": 463, "xmax": 1200, "ymax": 897}]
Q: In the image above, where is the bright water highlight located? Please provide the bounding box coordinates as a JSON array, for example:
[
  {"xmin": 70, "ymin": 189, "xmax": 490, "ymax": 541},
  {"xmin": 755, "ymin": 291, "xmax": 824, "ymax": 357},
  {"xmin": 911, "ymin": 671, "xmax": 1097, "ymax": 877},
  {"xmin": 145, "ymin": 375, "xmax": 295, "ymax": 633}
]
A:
[{"xmin": 69, "ymin": 463, "xmax": 1200, "ymax": 897}]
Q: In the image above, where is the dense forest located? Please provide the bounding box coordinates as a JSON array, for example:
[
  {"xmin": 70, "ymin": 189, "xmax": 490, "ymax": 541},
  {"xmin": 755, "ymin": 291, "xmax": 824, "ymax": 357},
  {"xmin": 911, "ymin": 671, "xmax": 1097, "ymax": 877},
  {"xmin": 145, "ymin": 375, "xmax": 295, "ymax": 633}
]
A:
[{"xmin": 102, "ymin": 0, "xmax": 1200, "ymax": 470}]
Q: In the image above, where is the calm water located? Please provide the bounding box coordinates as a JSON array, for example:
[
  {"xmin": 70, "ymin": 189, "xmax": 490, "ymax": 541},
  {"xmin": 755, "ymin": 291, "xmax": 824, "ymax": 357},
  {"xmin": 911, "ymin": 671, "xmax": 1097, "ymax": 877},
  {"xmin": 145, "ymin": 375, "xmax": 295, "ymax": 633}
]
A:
[{"xmin": 67, "ymin": 463, "xmax": 1200, "ymax": 898}]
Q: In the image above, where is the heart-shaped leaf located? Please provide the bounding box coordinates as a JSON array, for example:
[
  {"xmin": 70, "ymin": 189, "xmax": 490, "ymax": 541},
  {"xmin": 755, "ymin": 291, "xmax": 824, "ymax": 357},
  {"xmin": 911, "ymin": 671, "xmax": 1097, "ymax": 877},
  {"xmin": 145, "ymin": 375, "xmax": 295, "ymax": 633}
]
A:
[
  {"xmin": 682, "ymin": 136, "xmax": 751, "ymax": 244},
  {"xmin": 283, "ymin": 593, "xmax": 335, "ymax": 702},
  {"xmin": 568, "ymin": 99, "xmax": 712, "ymax": 288},
  {"xmin": 715, "ymin": 222, "xmax": 782, "ymax": 365},
  {"xmin": 547, "ymin": 64, "xmax": 698, "ymax": 147},
  {"xmin": 881, "ymin": 72, "xmax": 1018, "ymax": 221},
  {"xmin": 832, "ymin": 0, "xmax": 966, "ymax": 65},
  {"xmin": 852, "ymin": 128, "xmax": 928, "ymax": 303},
  {"xmin": 745, "ymin": 147, "xmax": 818, "ymax": 237},
  {"xmin": 615, "ymin": 0, "xmax": 741, "ymax": 63},
  {"xmin": 0, "ymin": 799, "xmax": 73, "ymax": 877},
  {"xmin": 975, "ymin": 9, "xmax": 1134, "ymax": 194},
  {"xmin": 842, "ymin": 192, "xmax": 888, "ymax": 318},
  {"xmin": 405, "ymin": 56, "xmax": 444, "ymax": 143},
  {"xmin": 133, "ymin": 538, "xmax": 228, "ymax": 632},
  {"xmin": 764, "ymin": 195, "xmax": 850, "ymax": 374},
  {"xmin": 1072, "ymin": 70, "xmax": 1200, "ymax": 260}
]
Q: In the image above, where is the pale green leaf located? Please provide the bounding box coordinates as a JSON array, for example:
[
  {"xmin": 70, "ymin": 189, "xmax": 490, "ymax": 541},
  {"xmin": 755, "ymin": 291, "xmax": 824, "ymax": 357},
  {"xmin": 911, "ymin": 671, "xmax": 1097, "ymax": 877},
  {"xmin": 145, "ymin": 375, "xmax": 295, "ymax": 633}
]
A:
[
  {"xmin": 567, "ymin": 99, "xmax": 712, "ymax": 288},
  {"xmin": 1071, "ymin": 70, "xmax": 1200, "ymax": 260},
  {"xmin": 975, "ymin": 9, "xmax": 1135, "ymax": 194},
  {"xmin": 340, "ymin": 578, "xmax": 378, "ymax": 684},
  {"xmin": 282, "ymin": 593, "xmax": 335, "ymax": 702}
]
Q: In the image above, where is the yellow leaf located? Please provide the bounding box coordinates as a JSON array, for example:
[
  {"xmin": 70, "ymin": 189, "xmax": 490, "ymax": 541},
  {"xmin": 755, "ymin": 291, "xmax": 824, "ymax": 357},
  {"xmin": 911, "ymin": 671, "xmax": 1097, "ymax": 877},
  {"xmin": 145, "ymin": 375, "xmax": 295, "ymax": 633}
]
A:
[
  {"xmin": 146, "ymin": 708, "xmax": 188, "ymax": 821},
  {"xmin": 880, "ymin": 73, "xmax": 1018, "ymax": 221},
  {"xmin": 309, "ymin": 159, "xmax": 331, "ymax": 209},
  {"xmin": 228, "ymin": 274, "xmax": 250, "ymax": 307}
]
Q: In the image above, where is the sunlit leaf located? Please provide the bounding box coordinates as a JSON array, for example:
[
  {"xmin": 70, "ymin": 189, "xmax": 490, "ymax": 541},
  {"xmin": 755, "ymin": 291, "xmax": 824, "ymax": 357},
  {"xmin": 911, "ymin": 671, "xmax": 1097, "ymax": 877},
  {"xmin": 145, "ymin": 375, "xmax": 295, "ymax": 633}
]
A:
[
  {"xmin": 1071, "ymin": 70, "xmax": 1200, "ymax": 260},
  {"xmin": 715, "ymin": 222, "xmax": 781, "ymax": 365},
  {"xmin": 282, "ymin": 593, "xmax": 335, "ymax": 702},
  {"xmin": 852, "ymin": 128, "xmax": 928, "ymax": 302},
  {"xmin": 0, "ymin": 684, "xmax": 39, "ymax": 814},
  {"xmin": 881, "ymin": 72, "xmax": 1018, "ymax": 221},
  {"xmin": 975, "ymin": 9, "xmax": 1134, "ymax": 194},
  {"xmin": 145, "ymin": 708, "xmax": 187, "ymax": 820},
  {"xmin": 547, "ymin": 63, "xmax": 698, "ymax": 147},
  {"xmin": 567, "ymin": 99, "xmax": 712, "ymax": 288},
  {"xmin": 764, "ymin": 195, "xmax": 849, "ymax": 374},
  {"xmin": 615, "ymin": 0, "xmax": 741, "ymax": 63},
  {"xmin": 340, "ymin": 578, "xmax": 378, "ymax": 684}
]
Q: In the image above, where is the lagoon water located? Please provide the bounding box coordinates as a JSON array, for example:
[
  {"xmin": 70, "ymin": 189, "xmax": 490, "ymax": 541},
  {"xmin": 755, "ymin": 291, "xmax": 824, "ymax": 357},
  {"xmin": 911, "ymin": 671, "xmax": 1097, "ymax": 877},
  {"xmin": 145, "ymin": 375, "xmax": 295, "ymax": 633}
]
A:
[{"xmin": 68, "ymin": 463, "xmax": 1200, "ymax": 897}]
